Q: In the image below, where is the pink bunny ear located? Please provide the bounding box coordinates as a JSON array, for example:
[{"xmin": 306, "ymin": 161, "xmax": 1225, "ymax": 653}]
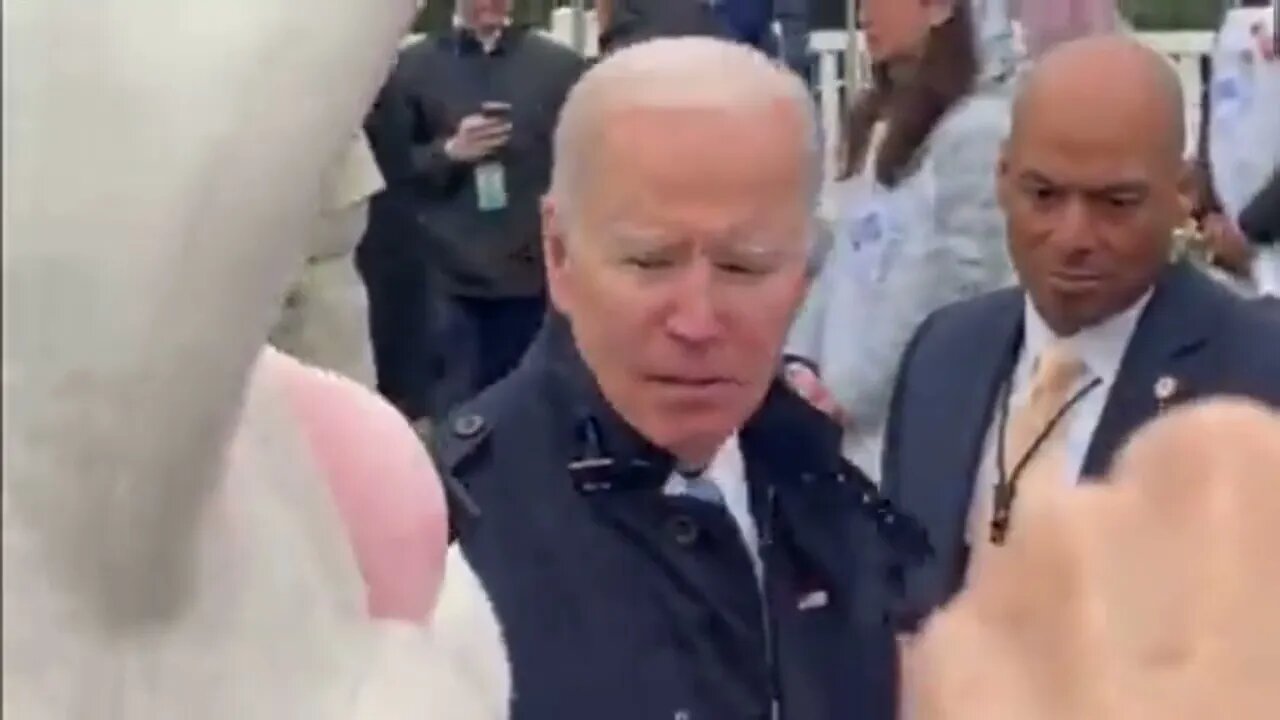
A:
[{"xmin": 266, "ymin": 348, "xmax": 447, "ymax": 621}]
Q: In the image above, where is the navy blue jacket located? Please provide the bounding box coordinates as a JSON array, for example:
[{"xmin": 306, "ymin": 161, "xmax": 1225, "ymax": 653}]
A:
[
  {"xmin": 434, "ymin": 322, "xmax": 925, "ymax": 720},
  {"xmin": 881, "ymin": 263, "xmax": 1280, "ymax": 631},
  {"xmin": 1240, "ymin": 168, "xmax": 1280, "ymax": 246}
]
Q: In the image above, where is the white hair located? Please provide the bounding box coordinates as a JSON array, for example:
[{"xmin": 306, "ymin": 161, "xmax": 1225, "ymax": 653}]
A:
[{"xmin": 550, "ymin": 37, "xmax": 823, "ymax": 224}]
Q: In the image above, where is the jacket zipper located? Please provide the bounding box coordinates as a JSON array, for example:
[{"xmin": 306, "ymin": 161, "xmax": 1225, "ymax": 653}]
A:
[{"xmin": 761, "ymin": 485, "xmax": 781, "ymax": 720}]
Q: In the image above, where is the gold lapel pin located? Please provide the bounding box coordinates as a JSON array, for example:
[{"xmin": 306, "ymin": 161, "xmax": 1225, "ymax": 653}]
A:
[{"xmin": 1154, "ymin": 375, "xmax": 1179, "ymax": 406}]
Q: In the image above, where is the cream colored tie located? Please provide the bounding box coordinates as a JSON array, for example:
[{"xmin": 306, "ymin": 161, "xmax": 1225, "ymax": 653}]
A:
[{"xmin": 987, "ymin": 342, "xmax": 1088, "ymax": 544}]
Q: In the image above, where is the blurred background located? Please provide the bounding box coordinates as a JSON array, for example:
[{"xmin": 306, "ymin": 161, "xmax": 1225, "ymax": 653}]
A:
[{"xmin": 410, "ymin": 0, "xmax": 1229, "ymax": 35}]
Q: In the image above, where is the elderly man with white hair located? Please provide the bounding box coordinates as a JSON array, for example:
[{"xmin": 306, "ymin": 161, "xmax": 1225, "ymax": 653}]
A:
[{"xmin": 435, "ymin": 35, "xmax": 925, "ymax": 720}]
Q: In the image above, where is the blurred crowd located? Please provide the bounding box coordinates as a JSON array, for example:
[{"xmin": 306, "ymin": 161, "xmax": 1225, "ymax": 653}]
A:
[{"xmin": 283, "ymin": 0, "xmax": 1279, "ymax": 443}]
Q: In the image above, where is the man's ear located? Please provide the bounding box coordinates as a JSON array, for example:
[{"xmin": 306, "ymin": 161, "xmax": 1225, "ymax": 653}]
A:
[
  {"xmin": 541, "ymin": 195, "xmax": 572, "ymax": 316},
  {"xmin": 1173, "ymin": 157, "xmax": 1197, "ymax": 225},
  {"xmin": 801, "ymin": 219, "xmax": 827, "ymax": 286},
  {"xmin": 927, "ymin": 0, "xmax": 957, "ymax": 28},
  {"xmin": 996, "ymin": 141, "xmax": 1013, "ymax": 212}
]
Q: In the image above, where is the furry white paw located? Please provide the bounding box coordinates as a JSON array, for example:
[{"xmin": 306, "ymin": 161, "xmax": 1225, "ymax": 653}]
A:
[{"xmin": 352, "ymin": 550, "xmax": 510, "ymax": 720}]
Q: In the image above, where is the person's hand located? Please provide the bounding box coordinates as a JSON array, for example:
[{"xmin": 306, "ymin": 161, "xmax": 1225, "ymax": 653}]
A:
[
  {"xmin": 443, "ymin": 113, "xmax": 511, "ymax": 163},
  {"xmin": 1201, "ymin": 212, "xmax": 1255, "ymax": 276},
  {"xmin": 902, "ymin": 398, "xmax": 1280, "ymax": 720},
  {"xmin": 784, "ymin": 362, "xmax": 850, "ymax": 426},
  {"xmin": 1250, "ymin": 19, "xmax": 1277, "ymax": 62}
]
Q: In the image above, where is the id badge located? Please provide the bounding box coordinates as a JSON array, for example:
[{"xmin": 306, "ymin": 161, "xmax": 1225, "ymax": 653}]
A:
[
  {"xmin": 474, "ymin": 161, "xmax": 508, "ymax": 212},
  {"xmin": 847, "ymin": 203, "xmax": 894, "ymax": 283},
  {"xmin": 1213, "ymin": 74, "xmax": 1254, "ymax": 118}
]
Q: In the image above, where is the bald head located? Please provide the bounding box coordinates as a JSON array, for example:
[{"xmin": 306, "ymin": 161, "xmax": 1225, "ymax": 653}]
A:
[
  {"xmin": 1013, "ymin": 34, "xmax": 1186, "ymax": 160},
  {"xmin": 998, "ymin": 34, "xmax": 1196, "ymax": 337},
  {"xmin": 549, "ymin": 36, "xmax": 820, "ymax": 222}
]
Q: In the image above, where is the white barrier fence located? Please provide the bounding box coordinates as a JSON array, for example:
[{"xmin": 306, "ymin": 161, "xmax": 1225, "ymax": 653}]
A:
[{"xmin": 545, "ymin": 11, "xmax": 1214, "ymax": 205}]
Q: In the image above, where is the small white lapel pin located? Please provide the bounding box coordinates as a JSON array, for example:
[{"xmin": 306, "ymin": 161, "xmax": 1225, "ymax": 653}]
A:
[{"xmin": 1154, "ymin": 375, "xmax": 1179, "ymax": 406}]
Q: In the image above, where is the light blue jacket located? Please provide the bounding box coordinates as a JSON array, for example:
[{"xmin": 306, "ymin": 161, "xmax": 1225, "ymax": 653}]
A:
[{"xmin": 787, "ymin": 19, "xmax": 1019, "ymax": 482}]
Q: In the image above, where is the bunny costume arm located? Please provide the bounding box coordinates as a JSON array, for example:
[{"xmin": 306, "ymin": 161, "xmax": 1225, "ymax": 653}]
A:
[{"xmin": 3, "ymin": 0, "xmax": 509, "ymax": 717}]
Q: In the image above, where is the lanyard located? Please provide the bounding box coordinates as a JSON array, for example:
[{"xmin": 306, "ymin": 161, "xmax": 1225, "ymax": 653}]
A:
[{"xmin": 989, "ymin": 375, "xmax": 1103, "ymax": 545}]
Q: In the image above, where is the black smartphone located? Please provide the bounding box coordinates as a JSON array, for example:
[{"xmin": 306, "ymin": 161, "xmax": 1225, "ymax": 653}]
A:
[{"xmin": 481, "ymin": 101, "xmax": 512, "ymax": 122}]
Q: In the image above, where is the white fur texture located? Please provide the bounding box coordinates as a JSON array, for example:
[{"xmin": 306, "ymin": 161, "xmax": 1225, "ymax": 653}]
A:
[
  {"xmin": 2, "ymin": 0, "xmax": 511, "ymax": 716},
  {"xmin": 354, "ymin": 550, "xmax": 511, "ymax": 720},
  {"xmin": 5, "ymin": 349, "xmax": 511, "ymax": 718}
]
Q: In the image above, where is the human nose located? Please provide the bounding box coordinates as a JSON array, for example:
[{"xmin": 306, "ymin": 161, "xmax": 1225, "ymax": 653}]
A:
[
  {"xmin": 664, "ymin": 262, "xmax": 722, "ymax": 345},
  {"xmin": 1045, "ymin": 196, "xmax": 1095, "ymax": 251}
]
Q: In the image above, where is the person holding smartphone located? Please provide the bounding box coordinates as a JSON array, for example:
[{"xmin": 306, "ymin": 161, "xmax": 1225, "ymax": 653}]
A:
[
  {"xmin": 394, "ymin": 0, "xmax": 585, "ymax": 418},
  {"xmin": 444, "ymin": 102, "xmax": 512, "ymax": 165}
]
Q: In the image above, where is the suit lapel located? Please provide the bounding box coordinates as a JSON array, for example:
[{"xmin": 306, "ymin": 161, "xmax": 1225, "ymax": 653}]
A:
[
  {"xmin": 950, "ymin": 292, "xmax": 1024, "ymax": 531},
  {"xmin": 913, "ymin": 291, "xmax": 1024, "ymax": 611},
  {"xmin": 1082, "ymin": 264, "xmax": 1220, "ymax": 478}
]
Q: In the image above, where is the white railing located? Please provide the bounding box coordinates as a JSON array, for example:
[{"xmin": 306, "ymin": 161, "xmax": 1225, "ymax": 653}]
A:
[
  {"xmin": 548, "ymin": 8, "xmax": 600, "ymax": 56},
  {"xmin": 544, "ymin": 13, "xmax": 1214, "ymax": 200},
  {"xmin": 809, "ymin": 29, "xmax": 852, "ymax": 212},
  {"xmin": 1139, "ymin": 31, "xmax": 1217, "ymax": 154}
]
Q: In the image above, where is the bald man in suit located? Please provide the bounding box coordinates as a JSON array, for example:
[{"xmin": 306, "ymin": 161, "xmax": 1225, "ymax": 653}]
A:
[{"xmin": 881, "ymin": 35, "xmax": 1280, "ymax": 632}]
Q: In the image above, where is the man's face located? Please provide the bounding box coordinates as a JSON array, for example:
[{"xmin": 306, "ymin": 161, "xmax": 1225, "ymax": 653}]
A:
[
  {"xmin": 459, "ymin": 0, "xmax": 509, "ymax": 32},
  {"xmin": 544, "ymin": 102, "xmax": 812, "ymax": 463},
  {"xmin": 998, "ymin": 93, "xmax": 1192, "ymax": 335}
]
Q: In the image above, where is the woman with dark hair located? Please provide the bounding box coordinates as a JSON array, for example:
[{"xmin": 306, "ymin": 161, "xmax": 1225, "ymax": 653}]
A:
[{"xmin": 786, "ymin": 0, "xmax": 1018, "ymax": 482}]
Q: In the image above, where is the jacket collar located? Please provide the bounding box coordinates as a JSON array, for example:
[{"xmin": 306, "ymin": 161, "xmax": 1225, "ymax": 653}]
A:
[
  {"xmin": 535, "ymin": 315, "xmax": 932, "ymax": 567},
  {"xmin": 536, "ymin": 318, "xmax": 846, "ymax": 493},
  {"xmin": 448, "ymin": 23, "xmax": 526, "ymax": 56}
]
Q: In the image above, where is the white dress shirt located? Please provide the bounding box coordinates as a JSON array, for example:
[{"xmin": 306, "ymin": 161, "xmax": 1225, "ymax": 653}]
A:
[
  {"xmin": 662, "ymin": 434, "xmax": 761, "ymax": 582},
  {"xmin": 1254, "ymin": 247, "xmax": 1280, "ymax": 298},
  {"xmin": 967, "ymin": 292, "xmax": 1151, "ymax": 541}
]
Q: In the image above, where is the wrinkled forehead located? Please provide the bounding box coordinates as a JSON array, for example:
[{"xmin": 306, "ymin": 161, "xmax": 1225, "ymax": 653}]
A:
[
  {"xmin": 575, "ymin": 102, "xmax": 814, "ymax": 235},
  {"xmin": 1010, "ymin": 44, "xmax": 1187, "ymax": 172},
  {"xmin": 1008, "ymin": 94, "xmax": 1181, "ymax": 189}
]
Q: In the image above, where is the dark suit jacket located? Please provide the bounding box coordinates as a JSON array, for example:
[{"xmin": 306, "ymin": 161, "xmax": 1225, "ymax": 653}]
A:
[
  {"xmin": 881, "ymin": 263, "xmax": 1280, "ymax": 630},
  {"xmin": 1240, "ymin": 168, "xmax": 1280, "ymax": 246},
  {"xmin": 357, "ymin": 70, "xmax": 437, "ymax": 420}
]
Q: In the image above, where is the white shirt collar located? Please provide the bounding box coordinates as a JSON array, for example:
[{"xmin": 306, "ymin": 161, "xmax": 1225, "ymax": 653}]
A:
[
  {"xmin": 664, "ymin": 435, "xmax": 746, "ymax": 503},
  {"xmin": 1021, "ymin": 289, "xmax": 1154, "ymax": 387},
  {"xmin": 662, "ymin": 434, "xmax": 760, "ymax": 580}
]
